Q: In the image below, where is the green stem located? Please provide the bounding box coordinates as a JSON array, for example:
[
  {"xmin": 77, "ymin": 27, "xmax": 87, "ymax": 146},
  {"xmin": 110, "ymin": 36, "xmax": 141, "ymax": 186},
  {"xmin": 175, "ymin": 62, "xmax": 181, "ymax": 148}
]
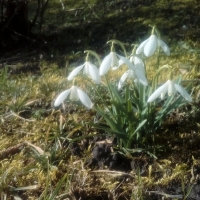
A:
[
  {"xmin": 154, "ymin": 48, "xmax": 161, "ymax": 90},
  {"xmin": 104, "ymin": 75, "xmax": 114, "ymax": 100}
]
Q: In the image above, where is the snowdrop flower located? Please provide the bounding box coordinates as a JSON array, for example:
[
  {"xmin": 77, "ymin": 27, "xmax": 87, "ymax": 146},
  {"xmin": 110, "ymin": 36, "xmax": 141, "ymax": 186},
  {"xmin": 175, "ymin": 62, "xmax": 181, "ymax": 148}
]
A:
[
  {"xmin": 130, "ymin": 55, "xmax": 145, "ymax": 75},
  {"xmin": 54, "ymin": 86, "xmax": 94, "ymax": 109},
  {"xmin": 111, "ymin": 59, "xmax": 124, "ymax": 70},
  {"xmin": 68, "ymin": 54, "xmax": 101, "ymax": 84},
  {"xmin": 100, "ymin": 47, "xmax": 134, "ymax": 76},
  {"xmin": 136, "ymin": 27, "xmax": 170, "ymax": 57},
  {"xmin": 118, "ymin": 65, "xmax": 148, "ymax": 89},
  {"xmin": 118, "ymin": 69, "xmax": 137, "ymax": 89},
  {"xmin": 115, "ymin": 52, "xmax": 148, "ymax": 89},
  {"xmin": 147, "ymin": 80, "xmax": 192, "ymax": 102},
  {"xmin": 112, "ymin": 54, "xmax": 144, "ymax": 71}
]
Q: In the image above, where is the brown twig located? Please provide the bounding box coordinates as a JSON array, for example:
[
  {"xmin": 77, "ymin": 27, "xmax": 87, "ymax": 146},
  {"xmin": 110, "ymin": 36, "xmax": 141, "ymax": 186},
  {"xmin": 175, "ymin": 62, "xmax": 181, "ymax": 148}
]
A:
[{"xmin": 0, "ymin": 143, "xmax": 25, "ymax": 160}]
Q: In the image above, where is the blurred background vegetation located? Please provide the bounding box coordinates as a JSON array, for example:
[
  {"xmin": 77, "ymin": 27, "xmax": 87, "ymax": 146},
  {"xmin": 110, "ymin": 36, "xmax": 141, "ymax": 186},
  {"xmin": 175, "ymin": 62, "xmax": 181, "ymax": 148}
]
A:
[{"xmin": 1, "ymin": 0, "xmax": 200, "ymax": 60}]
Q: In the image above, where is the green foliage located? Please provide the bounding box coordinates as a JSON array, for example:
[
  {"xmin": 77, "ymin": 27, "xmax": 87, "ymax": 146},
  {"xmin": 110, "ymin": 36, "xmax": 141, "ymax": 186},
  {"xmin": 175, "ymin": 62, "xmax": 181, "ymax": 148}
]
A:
[
  {"xmin": 57, "ymin": 33, "xmax": 192, "ymax": 153},
  {"xmin": 93, "ymin": 77, "xmax": 190, "ymax": 150}
]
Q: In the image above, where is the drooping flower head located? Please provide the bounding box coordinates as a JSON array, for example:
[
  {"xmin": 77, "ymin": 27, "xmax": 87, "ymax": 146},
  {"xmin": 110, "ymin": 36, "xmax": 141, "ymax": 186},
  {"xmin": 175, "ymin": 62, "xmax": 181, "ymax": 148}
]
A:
[
  {"xmin": 116, "ymin": 46, "xmax": 148, "ymax": 89},
  {"xmin": 136, "ymin": 26, "xmax": 170, "ymax": 57},
  {"xmin": 130, "ymin": 56, "xmax": 145, "ymax": 73},
  {"xmin": 118, "ymin": 63, "xmax": 148, "ymax": 90},
  {"xmin": 54, "ymin": 84, "xmax": 94, "ymax": 109},
  {"xmin": 99, "ymin": 42, "xmax": 133, "ymax": 76},
  {"xmin": 130, "ymin": 45, "xmax": 146, "ymax": 75},
  {"xmin": 147, "ymin": 80, "xmax": 192, "ymax": 102},
  {"xmin": 68, "ymin": 53, "xmax": 101, "ymax": 84}
]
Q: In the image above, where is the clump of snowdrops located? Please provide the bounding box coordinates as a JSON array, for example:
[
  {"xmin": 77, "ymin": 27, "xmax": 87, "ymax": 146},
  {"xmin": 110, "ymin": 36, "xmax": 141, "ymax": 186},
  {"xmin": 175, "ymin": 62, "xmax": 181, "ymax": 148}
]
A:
[{"xmin": 54, "ymin": 26, "xmax": 192, "ymax": 153}]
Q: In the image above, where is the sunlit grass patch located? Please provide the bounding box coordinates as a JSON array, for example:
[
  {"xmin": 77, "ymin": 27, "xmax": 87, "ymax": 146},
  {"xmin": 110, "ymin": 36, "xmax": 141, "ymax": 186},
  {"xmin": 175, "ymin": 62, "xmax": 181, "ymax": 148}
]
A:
[
  {"xmin": 1, "ymin": 29, "xmax": 200, "ymax": 196},
  {"xmin": 1, "ymin": 0, "xmax": 200, "ymax": 198}
]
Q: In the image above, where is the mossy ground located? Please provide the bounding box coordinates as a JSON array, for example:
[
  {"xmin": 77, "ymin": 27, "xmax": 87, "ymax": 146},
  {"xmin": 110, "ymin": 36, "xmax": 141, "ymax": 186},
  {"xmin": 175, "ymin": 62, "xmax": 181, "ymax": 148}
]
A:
[{"xmin": 1, "ymin": 0, "xmax": 200, "ymax": 199}]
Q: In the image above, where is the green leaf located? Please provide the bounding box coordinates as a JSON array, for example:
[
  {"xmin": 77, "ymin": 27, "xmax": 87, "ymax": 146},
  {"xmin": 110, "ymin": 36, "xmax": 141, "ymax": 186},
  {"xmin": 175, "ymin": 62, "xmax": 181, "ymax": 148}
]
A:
[
  {"xmin": 110, "ymin": 84, "xmax": 124, "ymax": 104},
  {"xmin": 133, "ymin": 119, "xmax": 147, "ymax": 134},
  {"xmin": 155, "ymin": 95, "xmax": 187, "ymax": 125},
  {"xmin": 48, "ymin": 172, "xmax": 72, "ymax": 200},
  {"xmin": 95, "ymin": 106, "xmax": 123, "ymax": 133}
]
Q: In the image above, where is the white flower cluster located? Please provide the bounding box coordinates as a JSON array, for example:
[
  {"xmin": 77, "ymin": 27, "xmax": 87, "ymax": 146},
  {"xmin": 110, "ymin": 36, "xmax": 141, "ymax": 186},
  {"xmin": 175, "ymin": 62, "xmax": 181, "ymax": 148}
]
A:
[{"xmin": 54, "ymin": 27, "xmax": 192, "ymax": 109}]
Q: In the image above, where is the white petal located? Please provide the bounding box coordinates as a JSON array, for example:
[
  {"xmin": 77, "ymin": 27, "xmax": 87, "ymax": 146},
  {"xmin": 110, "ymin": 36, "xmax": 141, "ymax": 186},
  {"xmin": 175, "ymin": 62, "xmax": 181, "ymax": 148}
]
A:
[
  {"xmin": 87, "ymin": 62, "xmax": 101, "ymax": 84},
  {"xmin": 130, "ymin": 56, "xmax": 145, "ymax": 75},
  {"xmin": 144, "ymin": 35, "xmax": 158, "ymax": 57},
  {"xmin": 136, "ymin": 39, "xmax": 149, "ymax": 55},
  {"xmin": 158, "ymin": 39, "xmax": 170, "ymax": 56},
  {"xmin": 76, "ymin": 87, "xmax": 94, "ymax": 109},
  {"xmin": 110, "ymin": 52, "xmax": 119, "ymax": 68},
  {"xmin": 70, "ymin": 86, "xmax": 79, "ymax": 101},
  {"xmin": 168, "ymin": 80, "xmax": 176, "ymax": 96},
  {"xmin": 117, "ymin": 54, "xmax": 134, "ymax": 69},
  {"xmin": 112, "ymin": 59, "xmax": 124, "ymax": 70},
  {"xmin": 54, "ymin": 88, "xmax": 71, "ymax": 107},
  {"xmin": 68, "ymin": 64, "xmax": 85, "ymax": 80},
  {"xmin": 174, "ymin": 83, "xmax": 192, "ymax": 102},
  {"xmin": 135, "ymin": 63, "xmax": 145, "ymax": 76},
  {"xmin": 160, "ymin": 83, "xmax": 168, "ymax": 99},
  {"xmin": 118, "ymin": 71, "xmax": 129, "ymax": 89},
  {"xmin": 132, "ymin": 56, "xmax": 144, "ymax": 67},
  {"xmin": 99, "ymin": 54, "xmax": 112, "ymax": 76},
  {"xmin": 134, "ymin": 67, "xmax": 148, "ymax": 86},
  {"xmin": 147, "ymin": 81, "xmax": 169, "ymax": 102}
]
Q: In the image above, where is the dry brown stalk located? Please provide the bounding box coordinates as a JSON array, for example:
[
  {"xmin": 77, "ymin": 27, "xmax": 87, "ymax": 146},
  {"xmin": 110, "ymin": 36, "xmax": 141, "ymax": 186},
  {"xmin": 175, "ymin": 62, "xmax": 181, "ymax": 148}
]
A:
[{"xmin": 0, "ymin": 143, "xmax": 25, "ymax": 160}]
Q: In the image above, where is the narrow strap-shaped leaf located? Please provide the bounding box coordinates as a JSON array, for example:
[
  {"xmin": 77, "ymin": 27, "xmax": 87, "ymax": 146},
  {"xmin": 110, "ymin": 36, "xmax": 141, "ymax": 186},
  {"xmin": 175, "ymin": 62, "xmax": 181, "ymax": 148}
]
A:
[
  {"xmin": 49, "ymin": 172, "xmax": 73, "ymax": 200},
  {"xmin": 133, "ymin": 119, "xmax": 147, "ymax": 134},
  {"xmin": 95, "ymin": 106, "xmax": 123, "ymax": 133},
  {"xmin": 110, "ymin": 84, "xmax": 125, "ymax": 104},
  {"xmin": 128, "ymin": 119, "xmax": 147, "ymax": 141},
  {"xmin": 155, "ymin": 95, "xmax": 186, "ymax": 124},
  {"xmin": 139, "ymin": 83, "xmax": 147, "ymax": 111}
]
